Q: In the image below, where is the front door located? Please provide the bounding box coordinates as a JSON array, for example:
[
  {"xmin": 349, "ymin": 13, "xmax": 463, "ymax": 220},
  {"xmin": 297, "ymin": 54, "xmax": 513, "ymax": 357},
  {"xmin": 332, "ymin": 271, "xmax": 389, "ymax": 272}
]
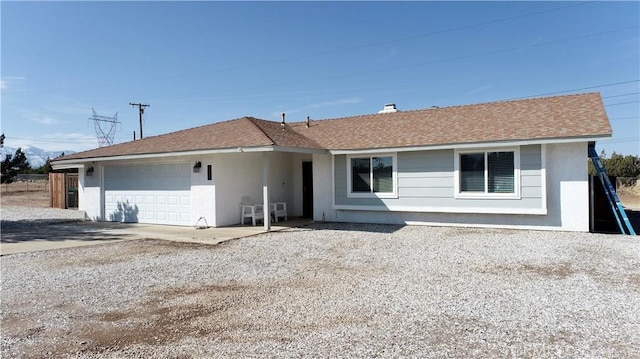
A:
[{"xmin": 302, "ymin": 161, "xmax": 313, "ymax": 218}]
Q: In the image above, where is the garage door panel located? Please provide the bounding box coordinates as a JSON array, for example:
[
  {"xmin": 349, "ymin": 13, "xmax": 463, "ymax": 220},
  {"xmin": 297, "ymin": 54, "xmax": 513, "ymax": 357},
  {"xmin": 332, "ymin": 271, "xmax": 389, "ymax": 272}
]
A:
[
  {"xmin": 104, "ymin": 163, "xmax": 191, "ymax": 225},
  {"xmin": 104, "ymin": 189, "xmax": 191, "ymax": 225},
  {"xmin": 167, "ymin": 196, "xmax": 178, "ymax": 205}
]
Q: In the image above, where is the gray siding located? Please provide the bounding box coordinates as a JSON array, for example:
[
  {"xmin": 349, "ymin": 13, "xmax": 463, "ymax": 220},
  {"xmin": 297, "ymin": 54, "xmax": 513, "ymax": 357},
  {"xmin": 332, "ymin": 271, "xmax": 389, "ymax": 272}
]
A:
[{"xmin": 334, "ymin": 145, "xmax": 543, "ymax": 211}]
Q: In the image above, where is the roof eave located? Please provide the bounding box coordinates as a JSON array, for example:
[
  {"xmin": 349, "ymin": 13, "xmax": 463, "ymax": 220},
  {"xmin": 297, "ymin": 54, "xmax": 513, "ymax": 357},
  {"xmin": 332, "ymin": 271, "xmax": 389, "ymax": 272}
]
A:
[
  {"xmin": 51, "ymin": 146, "xmax": 273, "ymax": 165},
  {"xmin": 51, "ymin": 163, "xmax": 85, "ymax": 170},
  {"xmin": 271, "ymin": 146, "xmax": 328, "ymax": 154},
  {"xmin": 329, "ymin": 134, "xmax": 612, "ymax": 155},
  {"xmin": 51, "ymin": 144, "xmax": 329, "ymax": 166}
]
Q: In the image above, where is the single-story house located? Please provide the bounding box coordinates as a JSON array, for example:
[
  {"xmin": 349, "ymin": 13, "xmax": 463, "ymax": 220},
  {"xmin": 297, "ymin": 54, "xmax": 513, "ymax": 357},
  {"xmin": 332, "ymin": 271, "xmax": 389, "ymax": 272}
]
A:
[{"xmin": 53, "ymin": 92, "xmax": 612, "ymax": 232}]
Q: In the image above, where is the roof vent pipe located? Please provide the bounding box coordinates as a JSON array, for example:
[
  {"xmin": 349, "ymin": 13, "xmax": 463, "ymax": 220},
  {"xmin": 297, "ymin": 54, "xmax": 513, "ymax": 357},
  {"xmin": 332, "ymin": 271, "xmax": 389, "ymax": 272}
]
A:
[
  {"xmin": 281, "ymin": 112, "xmax": 285, "ymax": 131},
  {"xmin": 306, "ymin": 116, "xmax": 310, "ymax": 128},
  {"xmin": 378, "ymin": 103, "xmax": 398, "ymax": 114}
]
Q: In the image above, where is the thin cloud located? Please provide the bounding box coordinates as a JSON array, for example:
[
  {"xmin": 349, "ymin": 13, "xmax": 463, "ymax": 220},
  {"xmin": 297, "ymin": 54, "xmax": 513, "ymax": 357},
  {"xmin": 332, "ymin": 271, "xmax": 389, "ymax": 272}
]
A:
[
  {"xmin": 516, "ymin": 37, "xmax": 542, "ymax": 53},
  {"xmin": 44, "ymin": 103, "xmax": 98, "ymax": 117},
  {"xmin": 372, "ymin": 48, "xmax": 400, "ymax": 64},
  {"xmin": 21, "ymin": 104, "xmax": 92, "ymax": 126},
  {"xmin": 0, "ymin": 76, "xmax": 26, "ymax": 90},
  {"xmin": 468, "ymin": 84, "xmax": 493, "ymax": 95},
  {"xmin": 309, "ymin": 98, "xmax": 362, "ymax": 108},
  {"xmin": 31, "ymin": 116, "xmax": 60, "ymax": 125},
  {"xmin": 8, "ymin": 133, "xmax": 98, "ymax": 153}
]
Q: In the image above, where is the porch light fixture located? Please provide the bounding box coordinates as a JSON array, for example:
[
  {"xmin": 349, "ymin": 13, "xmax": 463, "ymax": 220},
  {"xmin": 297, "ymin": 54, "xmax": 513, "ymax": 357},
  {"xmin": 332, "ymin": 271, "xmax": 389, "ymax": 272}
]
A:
[
  {"xmin": 193, "ymin": 161, "xmax": 202, "ymax": 173},
  {"xmin": 86, "ymin": 166, "xmax": 95, "ymax": 176}
]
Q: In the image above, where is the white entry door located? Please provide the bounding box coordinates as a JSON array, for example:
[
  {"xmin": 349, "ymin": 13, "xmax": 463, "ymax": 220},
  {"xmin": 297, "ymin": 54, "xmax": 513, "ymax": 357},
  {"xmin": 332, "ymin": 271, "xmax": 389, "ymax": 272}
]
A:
[{"xmin": 104, "ymin": 163, "xmax": 191, "ymax": 225}]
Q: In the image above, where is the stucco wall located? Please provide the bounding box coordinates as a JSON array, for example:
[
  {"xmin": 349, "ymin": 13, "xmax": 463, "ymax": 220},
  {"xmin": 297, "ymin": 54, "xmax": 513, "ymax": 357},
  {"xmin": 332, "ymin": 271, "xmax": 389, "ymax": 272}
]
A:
[
  {"xmin": 190, "ymin": 155, "xmax": 216, "ymax": 227},
  {"xmin": 313, "ymin": 153, "xmax": 335, "ymax": 222},
  {"xmin": 79, "ymin": 164, "xmax": 102, "ymax": 221},
  {"xmin": 214, "ymin": 152, "xmax": 294, "ymax": 227},
  {"xmin": 78, "ymin": 152, "xmax": 297, "ymax": 227},
  {"xmin": 77, "ymin": 142, "xmax": 588, "ymax": 231},
  {"xmin": 547, "ymin": 142, "xmax": 589, "ymax": 231}
]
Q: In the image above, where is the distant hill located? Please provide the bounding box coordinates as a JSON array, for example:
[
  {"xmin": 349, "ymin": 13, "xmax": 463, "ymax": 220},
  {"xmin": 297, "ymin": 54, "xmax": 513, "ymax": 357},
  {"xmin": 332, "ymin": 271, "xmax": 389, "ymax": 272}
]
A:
[{"xmin": 0, "ymin": 146, "xmax": 76, "ymax": 168}]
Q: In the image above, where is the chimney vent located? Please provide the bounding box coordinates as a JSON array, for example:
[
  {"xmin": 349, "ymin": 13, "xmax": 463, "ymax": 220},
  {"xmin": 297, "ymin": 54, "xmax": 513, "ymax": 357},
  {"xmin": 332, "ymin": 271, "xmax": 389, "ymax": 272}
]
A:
[
  {"xmin": 378, "ymin": 103, "xmax": 398, "ymax": 114},
  {"xmin": 306, "ymin": 116, "xmax": 310, "ymax": 128},
  {"xmin": 281, "ymin": 112, "xmax": 286, "ymax": 131}
]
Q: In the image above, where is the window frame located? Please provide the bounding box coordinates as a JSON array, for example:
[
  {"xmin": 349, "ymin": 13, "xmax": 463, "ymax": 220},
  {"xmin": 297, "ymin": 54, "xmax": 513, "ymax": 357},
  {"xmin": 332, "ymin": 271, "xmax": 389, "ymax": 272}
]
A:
[
  {"xmin": 454, "ymin": 147, "xmax": 520, "ymax": 199},
  {"xmin": 346, "ymin": 153, "xmax": 398, "ymax": 198}
]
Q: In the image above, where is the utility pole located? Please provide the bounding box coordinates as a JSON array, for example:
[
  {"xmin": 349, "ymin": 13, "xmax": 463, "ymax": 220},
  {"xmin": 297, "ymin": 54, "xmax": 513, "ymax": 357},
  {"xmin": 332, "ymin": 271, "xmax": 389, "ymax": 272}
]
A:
[{"xmin": 129, "ymin": 102, "xmax": 149, "ymax": 139}]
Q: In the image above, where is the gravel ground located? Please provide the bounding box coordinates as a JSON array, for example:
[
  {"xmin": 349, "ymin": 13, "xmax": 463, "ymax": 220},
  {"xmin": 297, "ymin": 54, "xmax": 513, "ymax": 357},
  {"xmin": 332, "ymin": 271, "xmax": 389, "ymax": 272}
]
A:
[
  {"xmin": 1, "ymin": 206, "xmax": 85, "ymax": 229},
  {"xmin": 1, "ymin": 221, "xmax": 639, "ymax": 358}
]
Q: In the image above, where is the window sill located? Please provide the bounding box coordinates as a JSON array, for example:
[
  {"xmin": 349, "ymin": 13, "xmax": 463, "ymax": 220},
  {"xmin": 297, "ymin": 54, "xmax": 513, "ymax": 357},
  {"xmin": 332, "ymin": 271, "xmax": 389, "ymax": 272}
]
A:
[
  {"xmin": 347, "ymin": 192, "xmax": 398, "ymax": 199},
  {"xmin": 455, "ymin": 192, "xmax": 521, "ymax": 200},
  {"xmin": 333, "ymin": 204, "xmax": 546, "ymax": 215}
]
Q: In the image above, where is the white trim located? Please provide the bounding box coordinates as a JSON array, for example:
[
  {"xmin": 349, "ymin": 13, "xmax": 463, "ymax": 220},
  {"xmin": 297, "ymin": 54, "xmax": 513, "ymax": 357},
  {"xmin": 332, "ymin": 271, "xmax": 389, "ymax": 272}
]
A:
[
  {"xmin": 52, "ymin": 145, "xmax": 327, "ymax": 167},
  {"xmin": 53, "ymin": 136, "xmax": 606, "ymax": 166},
  {"xmin": 51, "ymin": 163, "xmax": 84, "ymax": 170},
  {"xmin": 53, "ymin": 147, "xmax": 265, "ymax": 166},
  {"xmin": 346, "ymin": 153, "xmax": 398, "ymax": 199},
  {"xmin": 403, "ymin": 220, "xmax": 570, "ymax": 232},
  {"xmin": 454, "ymin": 147, "xmax": 521, "ymax": 199},
  {"xmin": 540, "ymin": 144, "xmax": 548, "ymax": 211},
  {"xmin": 332, "ymin": 204, "xmax": 547, "ymax": 215},
  {"xmin": 272, "ymin": 146, "xmax": 328, "ymax": 154},
  {"xmin": 331, "ymin": 155, "xmax": 336, "ymax": 208},
  {"xmin": 329, "ymin": 136, "xmax": 610, "ymax": 155},
  {"xmin": 100, "ymin": 163, "xmax": 105, "ymax": 221}
]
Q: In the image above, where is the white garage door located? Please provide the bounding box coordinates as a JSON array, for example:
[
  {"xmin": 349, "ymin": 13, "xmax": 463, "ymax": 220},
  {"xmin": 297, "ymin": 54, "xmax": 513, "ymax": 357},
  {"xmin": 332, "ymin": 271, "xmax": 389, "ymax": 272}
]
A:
[{"xmin": 104, "ymin": 163, "xmax": 191, "ymax": 225}]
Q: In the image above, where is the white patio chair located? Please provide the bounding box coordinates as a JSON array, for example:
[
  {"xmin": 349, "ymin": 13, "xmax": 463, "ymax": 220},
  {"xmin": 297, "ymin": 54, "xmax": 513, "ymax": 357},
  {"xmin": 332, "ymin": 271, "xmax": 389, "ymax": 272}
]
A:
[
  {"xmin": 271, "ymin": 200, "xmax": 288, "ymax": 222},
  {"xmin": 240, "ymin": 196, "xmax": 264, "ymax": 226}
]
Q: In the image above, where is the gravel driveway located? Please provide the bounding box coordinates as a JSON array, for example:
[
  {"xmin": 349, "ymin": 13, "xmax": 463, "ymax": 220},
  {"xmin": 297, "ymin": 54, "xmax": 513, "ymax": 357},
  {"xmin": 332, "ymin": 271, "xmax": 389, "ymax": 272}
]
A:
[
  {"xmin": 1, "ymin": 206, "xmax": 85, "ymax": 229},
  {"xmin": 1, "ymin": 222, "xmax": 639, "ymax": 358}
]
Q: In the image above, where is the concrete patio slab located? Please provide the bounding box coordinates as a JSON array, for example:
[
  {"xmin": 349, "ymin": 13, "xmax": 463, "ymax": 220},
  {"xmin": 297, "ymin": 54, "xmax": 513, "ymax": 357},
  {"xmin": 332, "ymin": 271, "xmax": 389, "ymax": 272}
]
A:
[{"xmin": 0, "ymin": 218, "xmax": 313, "ymax": 255}]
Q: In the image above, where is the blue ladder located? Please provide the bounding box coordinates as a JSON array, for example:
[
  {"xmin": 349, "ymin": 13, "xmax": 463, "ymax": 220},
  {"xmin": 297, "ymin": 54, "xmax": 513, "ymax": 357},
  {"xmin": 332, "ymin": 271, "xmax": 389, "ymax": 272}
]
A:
[{"xmin": 588, "ymin": 144, "xmax": 636, "ymax": 235}]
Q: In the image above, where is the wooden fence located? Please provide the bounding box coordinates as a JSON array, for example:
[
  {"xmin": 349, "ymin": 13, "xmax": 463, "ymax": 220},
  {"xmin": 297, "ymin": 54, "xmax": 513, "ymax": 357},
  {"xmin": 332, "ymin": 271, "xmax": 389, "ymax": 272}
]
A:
[{"xmin": 49, "ymin": 173, "xmax": 78, "ymax": 209}]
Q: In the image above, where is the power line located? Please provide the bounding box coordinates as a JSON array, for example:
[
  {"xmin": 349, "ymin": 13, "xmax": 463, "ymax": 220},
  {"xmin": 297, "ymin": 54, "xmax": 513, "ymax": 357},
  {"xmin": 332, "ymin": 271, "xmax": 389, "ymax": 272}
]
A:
[
  {"xmin": 7, "ymin": 2, "xmax": 595, "ymax": 95},
  {"xmin": 602, "ymin": 137, "xmax": 640, "ymax": 144},
  {"xmin": 602, "ymin": 92, "xmax": 640, "ymax": 99},
  {"xmin": 606, "ymin": 100, "xmax": 640, "ymax": 107},
  {"xmin": 150, "ymin": 26, "xmax": 638, "ymax": 105},
  {"xmin": 208, "ymin": 1, "xmax": 594, "ymax": 71},
  {"xmin": 505, "ymin": 80, "xmax": 640, "ymax": 100},
  {"xmin": 151, "ymin": 26, "xmax": 638, "ymax": 102}
]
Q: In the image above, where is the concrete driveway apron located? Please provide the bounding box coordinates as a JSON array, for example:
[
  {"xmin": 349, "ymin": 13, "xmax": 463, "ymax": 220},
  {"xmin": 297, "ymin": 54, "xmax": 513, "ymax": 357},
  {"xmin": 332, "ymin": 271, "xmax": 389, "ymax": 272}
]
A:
[{"xmin": 1, "ymin": 220, "xmax": 310, "ymax": 255}]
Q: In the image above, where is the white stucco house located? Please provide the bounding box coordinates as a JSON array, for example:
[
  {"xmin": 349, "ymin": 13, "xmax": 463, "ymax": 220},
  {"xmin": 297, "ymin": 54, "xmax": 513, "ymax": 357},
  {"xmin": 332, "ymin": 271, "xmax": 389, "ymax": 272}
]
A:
[{"xmin": 53, "ymin": 92, "xmax": 612, "ymax": 232}]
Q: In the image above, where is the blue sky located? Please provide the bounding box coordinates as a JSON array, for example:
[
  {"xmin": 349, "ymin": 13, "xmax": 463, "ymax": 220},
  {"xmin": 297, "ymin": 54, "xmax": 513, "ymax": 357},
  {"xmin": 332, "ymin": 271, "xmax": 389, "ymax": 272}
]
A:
[{"xmin": 1, "ymin": 1, "xmax": 638, "ymax": 156}]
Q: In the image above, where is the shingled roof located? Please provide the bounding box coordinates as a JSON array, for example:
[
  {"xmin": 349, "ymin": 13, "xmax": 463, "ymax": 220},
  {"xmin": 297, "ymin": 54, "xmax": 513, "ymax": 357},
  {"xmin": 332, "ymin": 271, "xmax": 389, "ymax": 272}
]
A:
[{"xmin": 56, "ymin": 92, "xmax": 611, "ymax": 161}]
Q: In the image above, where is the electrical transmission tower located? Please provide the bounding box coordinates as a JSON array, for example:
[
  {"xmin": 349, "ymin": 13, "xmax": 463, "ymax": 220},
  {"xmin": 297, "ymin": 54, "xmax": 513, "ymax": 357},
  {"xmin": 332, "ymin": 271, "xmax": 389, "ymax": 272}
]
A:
[{"xmin": 89, "ymin": 108, "xmax": 120, "ymax": 147}]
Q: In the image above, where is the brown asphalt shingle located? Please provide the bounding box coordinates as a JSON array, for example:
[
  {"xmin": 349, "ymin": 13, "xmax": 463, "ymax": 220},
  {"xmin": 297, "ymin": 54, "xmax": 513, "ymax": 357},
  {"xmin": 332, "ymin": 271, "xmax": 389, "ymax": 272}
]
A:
[
  {"xmin": 286, "ymin": 92, "xmax": 611, "ymax": 150},
  {"xmin": 59, "ymin": 117, "xmax": 275, "ymax": 160},
  {"xmin": 57, "ymin": 93, "xmax": 611, "ymax": 161}
]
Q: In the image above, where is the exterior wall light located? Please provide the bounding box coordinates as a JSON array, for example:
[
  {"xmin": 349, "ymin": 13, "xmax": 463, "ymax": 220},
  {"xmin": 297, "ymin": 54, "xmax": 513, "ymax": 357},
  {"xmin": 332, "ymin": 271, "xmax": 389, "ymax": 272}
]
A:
[
  {"xmin": 193, "ymin": 161, "xmax": 202, "ymax": 173},
  {"xmin": 86, "ymin": 166, "xmax": 95, "ymax": 176}
]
